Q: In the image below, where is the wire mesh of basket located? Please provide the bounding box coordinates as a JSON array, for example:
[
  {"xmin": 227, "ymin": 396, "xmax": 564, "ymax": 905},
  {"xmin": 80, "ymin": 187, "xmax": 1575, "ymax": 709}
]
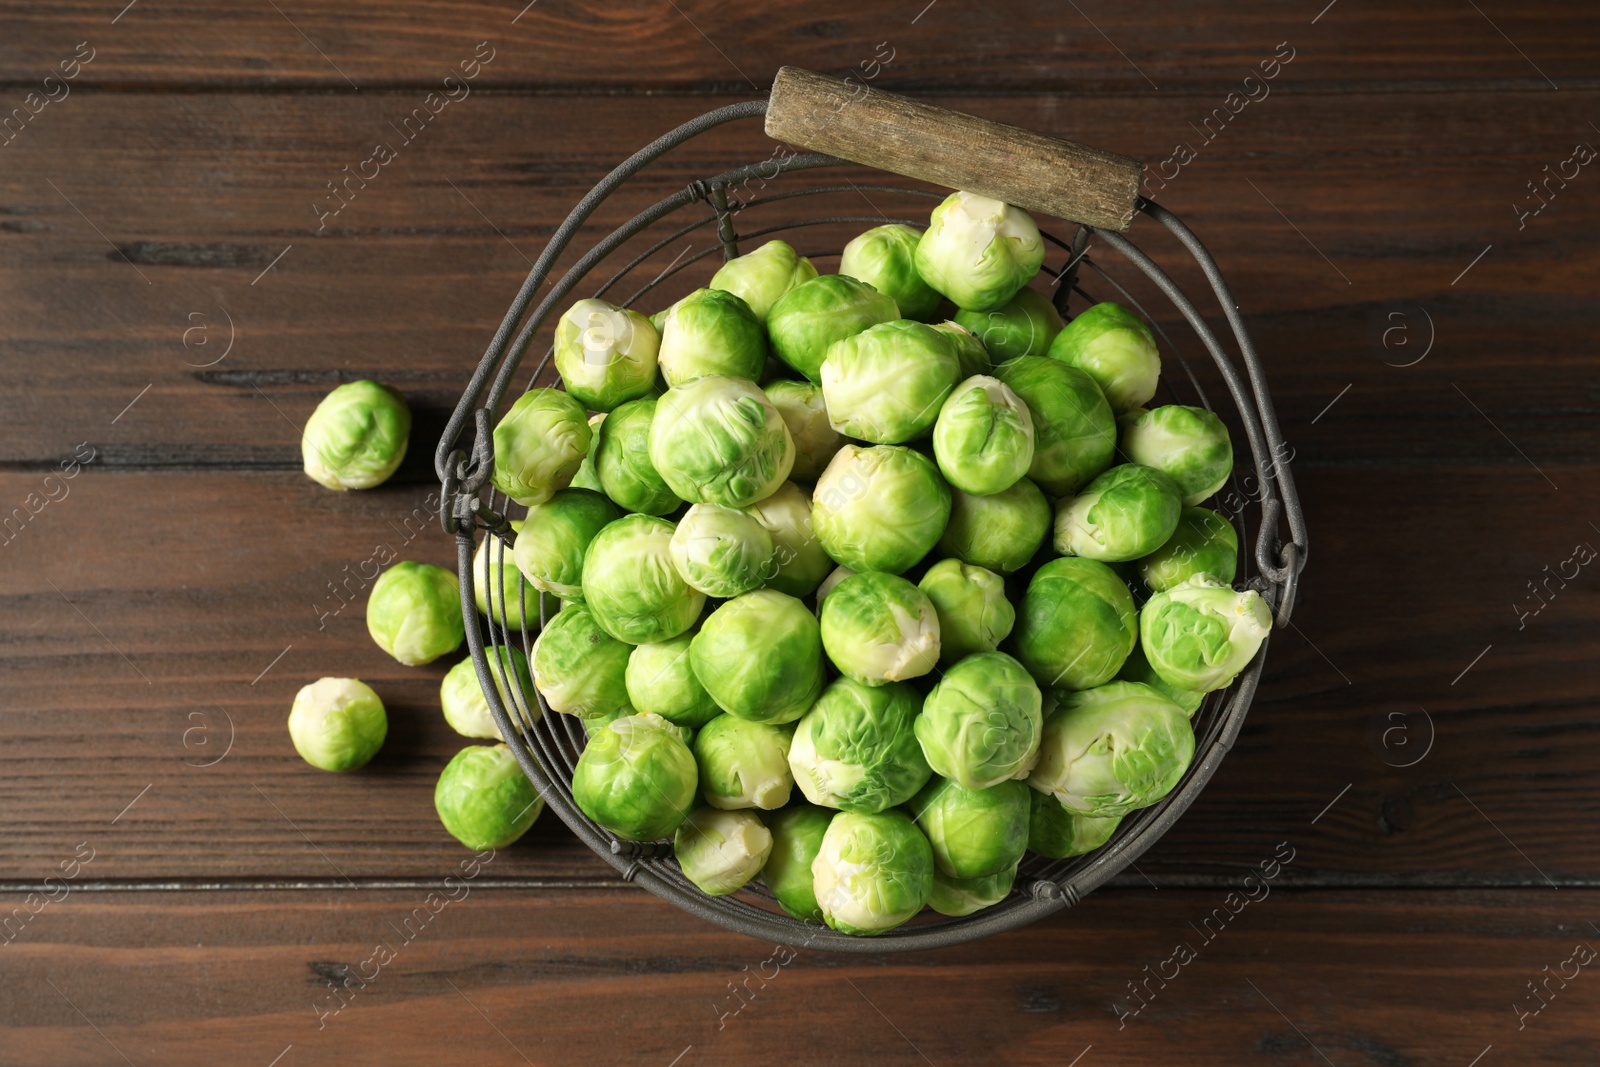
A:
[{"xmin": 435, "ymin": 70, "xmax": 1307, "ymax": 952}]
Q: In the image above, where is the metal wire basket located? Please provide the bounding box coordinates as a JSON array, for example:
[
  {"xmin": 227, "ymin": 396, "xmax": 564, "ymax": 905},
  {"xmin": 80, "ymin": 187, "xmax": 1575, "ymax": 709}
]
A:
[{"xmin": 436, "ymin": 68, "xmax": 1307, "ymax": 952}]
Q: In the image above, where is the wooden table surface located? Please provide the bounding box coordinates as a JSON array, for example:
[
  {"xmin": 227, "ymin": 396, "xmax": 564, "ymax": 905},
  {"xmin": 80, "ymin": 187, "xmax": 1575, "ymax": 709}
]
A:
[{"xmin": 3, "ymin": 1, "xmax": 1597, "ymax": 1063}]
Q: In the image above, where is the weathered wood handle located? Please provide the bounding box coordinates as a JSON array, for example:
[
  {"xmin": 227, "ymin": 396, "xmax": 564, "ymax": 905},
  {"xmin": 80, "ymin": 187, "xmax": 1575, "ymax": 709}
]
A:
[{"xmin": 764, "ymin": 66, "xmax": 1143, "ymax": 232}]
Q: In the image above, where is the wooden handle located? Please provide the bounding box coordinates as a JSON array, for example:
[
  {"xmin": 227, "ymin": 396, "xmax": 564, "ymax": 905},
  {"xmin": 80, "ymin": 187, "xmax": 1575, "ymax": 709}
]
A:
[{"xmin": 765, "ymin": 66, "xmax": 1142, "ymax": 232}]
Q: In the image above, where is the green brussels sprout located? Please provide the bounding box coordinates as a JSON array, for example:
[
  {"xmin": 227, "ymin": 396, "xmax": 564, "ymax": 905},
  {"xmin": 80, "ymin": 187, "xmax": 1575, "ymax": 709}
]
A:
[
  {"xmin": 689, "ymin": 590, "xmax": 824, "ymax": 725},
  {"xmin": 490, "ymin": 388, "xmax": 592, "ymax": 506},
  {"xmin": 649, "ymin": 375, "xmax": 795, "ymax": 508},
  {"xmin": 928, "ymin": 864, "xmax": 1016, "ymax": 917},
  {"xmin": 657, "ymin": 287, "xmax": 768, "ymax": 386},
  {"xmin": 625, "ymin": 634, "xmax": 722, "ymax": 728},
  {"xmin": 931, "ymin": 375, "xmax": 1035, "ymax": 495},
  {"xmin": 761, "ymin": 803, "xmax": 834, "ymax": 920},
  {"xmin": 1027, "ymin": 681, "xmax": 1195, "ymax": 817},
  {"xmin": 512, "ymin": 488, "xmax": 620, "ymax": 600},
  {"xmin": 1053, "ymin": 463, "xmax": 1183, "ymax": 562},
  {"xmin": 819, "ymin": 572, "xmax": 941, "ymax": 686},
  {"xmin": 953, "ymin": 286, "xmax": 1064, "ymax": 362},
  {"xmin": 288, "ymin": 677, "xmax": 387, "ymax": 771},
  {"xmin": 1120, "ymin": 404, "xmax": 1235, "ymax": 505},
  {"xmin": 820, "ymin": 320, "xmax": 960, "ymax": 444},
  {"xmin": 366, "ymin": 561, "xmax": 465, "ymax": 666},
  {"xmin": 530, "ymin": 602, "xmax": 632, "ymax": 720},
  {"xmin": 812, "ymin": 444, "xmax": 951, "ymax": 574},
  {"xmin": 693, "ymin": 714, "xmax": 795, "ymax": 810},
  {"xmin": 301, "ymin": 380, "xmax": 411, "ymax": 490},
  {"xmin": 1116, "ymin": 641, "xmax": 1203, "ymax": 717},
  {"xmin": 440, "ymin": 646, "xmax": 535, "ymax": 740},
  {"xmin": 1047, "ymin": 302, "xmax": 1160, "ymax": 414},
  {"xmin": 930, "ymin": 320, "xmax": 992, "ymax": 379},
  {"xmin": 937, "ymin": 478, "xmax": 1050, "ymax": 574},
  {"xmin": 788, "ymin": 677, "xmax": 931, "ymax": 813},
  {"xmin": 913, "ymin": 191, "xmax": 1045, "ymax": 312},
  {"xmin": 838, "ymin": 223, "xmax": 942, "ymax": 321},
  {"xmin": 709, "ymin": 239, "xmax": 818, "ymax": 321},
  {"xmin": 674, "ymin": 806, "xmax": 773, "ymax": 895},
  {"xmin": 767, "ymin": 274, "xmax": 900, "ymax": 383},
  {"xmin": 814, "ymin": 565, "xmax": 855, "ymax": 610},
  {"xmin": 1012, "ymin": 557, "xmax": 1137, "ymax": 690},
  {"xmin": 572, "ymin": 712, "xmax": 698, "ymax": 841},
  {"xmin": 1027, "ymin": 790, "xmax": 1122, "ymax": 858},
  {"xmin": 595, "ymin": 397, "xmax": 683, "ymax": 516},
  {"xmin": 763, "ymin": 379, "xmax": 845, "ymax": 482},
  {"xmin": 910, "ymin": 776, "xmax": 1030, "ymax": 879},
  {"xmin": 915, "ymin": 651, "xmax": 1042, "ymax": 789},
  {"xmin": 669, "ymin": 503, "xmax": 775, "ymax": 599},
  {"xmin": 473, "ymin": 524, "xmax": 530, "ymax": 629},
  {"xmin": 434, "ymin": 743, "xmax": 543, "ymax": 849},
  {"xmin": 743, "ymin": 481, "xmax": 834, "ymax": 598},
  {"xmin": 1139, "ymin": 506, "xmax": 1238, "ymax": 594},
  {"xmin": 917, "ymin": 558, "xmax": 1014, "ymax": 666},
  {"xmin": 581, "ymin": 515, "xmax": 706, "ymax": 644},
  {"xmin": 553, "ymin": 298, "xmax": 660, "ymax": 411},
  {"xmin": 569, "ymin": 412, "xmax": 606, "ymax": 492},
  {"xmin": 812, "ymin": 810, "xmax": 934, "ymax": 935},
  {"xmin": 1140, "ymin": 575, "xmax": 1272, "ymax": 692},
  {"xmin": 995, "ymin": 356, "xmax": 1117, "ymax": 496}
]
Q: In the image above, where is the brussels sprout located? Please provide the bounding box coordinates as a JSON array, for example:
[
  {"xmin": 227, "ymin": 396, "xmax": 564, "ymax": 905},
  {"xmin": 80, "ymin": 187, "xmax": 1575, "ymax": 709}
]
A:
[
  {"xmin": 301, "ymin": 380, "xmax": 411, "ymax": 490},
  {"xmin": 1027, "ymin": 681, "xmax": 1195, "ymax": 818},
  {"xmin": 814, "ymin": 565, "xmax": 855, "ymax": 610},
  {"xmin": 812, "ymin": 444, "xmax": 951, "ymax": 574},
  {"xmin": 288, "ymin": 677, "xmax": 387, "ymax": 771},
  {"xmin": 838, "ymin": 223, "xmax": 942, "ymax": 321},
  {"xmin": 490, "ymin": 388, "xmax": 592, "ymax": 506},
  {"xmin": 913, "ymin": 191, "xmax": 1045, "ymax": 312},
  {"xmin": 657, "ymin": 287, "xmax": 768, "ymax": 386},
  {"xmin": 649, "ymin": 375, "xmax": 795, "ymax": 508},
  {"xmin": 928, "ymin": 865, "xmax": 1016, "ymax": 917},
  {"xmin": 937, "ymin": 478, "xmax": 1051, "ymax": 574},
  {"xmin": 788, "ymin": 677, "xmax": 931, "ymax": 813},
  {"xmin": 1047, "ymin": 302, "xmax": 1160, "ymax": 414},
  {"xmin": 910, "ymin": 776, "xmax": 1030, "ymax": 879},
  {"xmin": 1027, "ymin": 790, "xmax": 1122, "ymax": 858},
  {"xmin": 440, "ymin": 646, "xmax": 535, "ymax": 740},
  {"xmin": 434, "ymin": 743, "xmax": 543, "ymax": 850},
  {"xmin": 930, "ymin": 320, "xmax": 992, "ymax": 379},
  {"xmin": 763, "ymin": 379, "xmax": 845, "ymax": 481},
  {"xmin": 581, "ymin": 515, "xmax": 706, "ymax": 644},
  {"xmin": 694, "ymin": 714, "xmax": 795, "ymax": 810},
  {"xmin": 530, "ymin": 602, "xmax": 632, "ymax": 720},
  {"xmin": 761, "ymin": 803, "xmax": 834, "ymax": 920},
  {"xmin": 512, "ymin": 488, "xmax": 620, "ymax": 600},
  {"xmin": 1139, "ymin": 506, "xmax": 1238, "ymax": 594},
  {"xmin": 1116, "ymin": 641, "xmax": 1203, "ymax": 717},
  {"xmin": 743, "ymin": 481, "xmax": 834, "ymax": 598},
  {"xmin": 553, "ymin": 298, "xmax": 660, "ymax": 411},
  {"xmin": 1120, "ymin": 404, "xmax": 1235, "ymax": 505},
  {"xmin": 812, "ymin": 810, "xmax": 934, "ymax": 935},
  {"xmin": 915, "ymin": 651, "xmax": 1042, "ymax": 789},
  {"xmin": 595, "ymin": 397, "xmax": 682, "ymax": 516},
  {"xmin": 689, "ymin": 590, "xmax": 824, "ymax": 725},
  {"xmin": 819, "ymin": 572, "xmax": 941, "ymax": 686},
  {"xmin": 674, "ymin": 807, "xmax": 773, "ymax": 895},
  {"xmin": 669, "ymin": 503, "xmax": 775, "ymax": 599},
  {"xmin": 572, "ymin": 712, "xmax": 698, "ymax": 841},
  {"xmin": 366, "ymin": 561, "xmax": 465, "ymax": 666},
  {"xmin": 1012, "ymin": 557, "xmax": 1137, "ymax": 690},
  {"xmin": 626, "ymin": 634, "xmax": 722, "ymax": 728},
  {"xmin": 954, "ymin": 286, "xmax": 1064, "ymax": 362},
  {"xmin": 710, "ymin": 239, "xmax": 819, "ymax": 321},
  {"xmin": 473, "ymin": 525, "xmax": 530, "ymax": 629},
  {"xmin": 995, "ymin": 356, "xmax": 1117, "ymax": 496},
  {"xmin": 931, "ymin": 375, "xmax": 1035, "ymax": 495},
  {"xmin": 767, "ymin": 274, "xmax": 900, "ymax": 383},
  {"xmin": 1053, "ymin": 463, "xmax": 1183, "ymax": 562},
  {"xmin": 820, "ymin": 320, "xmax": 960, "ymax": 444},
  {"xmin": 1140, "ymin": 575, "xmax": 1272, "ymax": 692},
  {"xmin": 917, "ymin": 558, "xmax": 1014, "ymax": 666},
  {"xmin": 570, "ymin": 412, "xmax": 606, "ymax": 493}
]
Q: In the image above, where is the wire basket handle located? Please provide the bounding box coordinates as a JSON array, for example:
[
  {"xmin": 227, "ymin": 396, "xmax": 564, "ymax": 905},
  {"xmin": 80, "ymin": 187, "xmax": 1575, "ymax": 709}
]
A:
[{"xmin": 765, "ymin": 66, "xmax": 1143, "ymax": 231}]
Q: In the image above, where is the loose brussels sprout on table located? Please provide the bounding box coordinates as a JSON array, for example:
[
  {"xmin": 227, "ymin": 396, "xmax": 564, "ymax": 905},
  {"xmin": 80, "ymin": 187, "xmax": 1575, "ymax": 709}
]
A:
[
  {"xmin": 819, "ymin": 572, "xmax": 941, "ymax": 687},
  {"xmin": 1140, "ymin": 575, "xmax": 1272, "ymax": 692},
  {"xmin": 953, "ymin": 286, "xmax": 1064, "ymax": 362},
  {"xmin": 1120, "ymin": 404, "xmax": 1235, "ymax": 505},
  {"xmin": 1052, "ymin": 463, "xmax": 1183, "ymax": 562},
  {"xmin": 440, "ymin": 646, "xmax": 535, "ymax": 740},
  {"xmin": 1047, "ymin": 302, "xmax": 1161, "ymax": 415},
  {"xmin": 812, "ymin": 809, "xmax": 934, "ymax": 936},
  {"xmin": 572, "ymin": 712, "xmax": 699, "ymax": 841},
  {"xmin": 812, "ymin": 444, "xmax": 951, "ymax": 574},
  {"xmin": 288, "ymin": 677, "xmax": 387, "ymax": 771},
  {"xmin": 932, "ymin": 375, "xmax": 1035, "ymax": 495},
  {"xmin": 490, "ymin": 388, "xmax": 592, "ymax": 506},
  {"xmin": 1012, "ymin": 556, "xmax": 1137, "ymax": 691},
  {"xmin": 937, "ymin": 478, "xmax": 1051, "ymax": 574},
  {"xmin": 626, "ymin": 634, "xmax": 722, "ymax": 729},
  {"xmin": 595, "ymin": 396, "xmax": 683, "ymax": 516},
  {"xmin": 301, "ymin": 380, "xmax": 411, "ymax": 491},
  {"xmin": 741, "ymin": 480, "xmax": 834, "ymax": 598},
  {"xmin": 657, "ymin": 287, "xmax": 768, "ymax": 386},
  {"xmin": 820, "ymin": 319, "xmax": 960, "ymax": 444},
  {"xmin": 710, "ymin": 238, "xmax": 818, "ymax": 321},
  {"xmin": 435, "ymin": 743, "xmax": 543, "ymax": 850},
  {"xmin": 512, "ymin": 488, "xmax": 620, "ymax": 600},
  {"xmin": 674, "ymin": 807, "xmax": 774, "ymax": 896},
  {"xmin": 366, "ymin": 561, "xmax": 465, "ymax": 666},
  {"xmin": 761, "ymin": 803, "xmax": 834, "ymax": 921},
  {"xmin": 917, "ymin": 558, "xmax": 1015, "ymax": 666},
  {"xmin": 552, "ymin": 298, "xmax": 659, "ymax": 410},
  {"xmin": 767, "ymin": 274, "xmax": 899, "ymax": 383},
  {"xmin": 649, "ymin": 374, "xmax": 795, "ymax": 508},
  {"xmin": 763, "ymin": 379, "xmax": 845, "ymax": 481},
  {"xmin": 1026, "ymin": 681, "xmax": 1195, "ymax": 819},
  {"xmin": 581, "ymin": 514, "xmax": 705, "ymax": 645},
  {"xmin": 995, "ymin": 356, "xmax": 1117, "ymax": 496},
  {"xmin": 913, "ymin": 191, "xmax": 1045, "ymax": 312},
  {"xmin": 694, "ymin": 714, "xmax": 795, "ymax": 810},
  {"xmin": 690, "ymin": 590, "xmax": 824, "ymax": 725},
  {"xmin": 911, "ymin": 776, "xmax": 1031, "ymax": 880},
  {"xmin": 669, "ymin": 502, "xmax": 775, "ymax": 599},
  {"xmin": 915, "ymin": 651, "xmax": 1043, "ymax": 789},
  {"xmin": 1139, "ymin": 506, "xmax": 1238, "ymax": 594},
  {"xmin": 530, "ymin": 601, "xmax": 633, "ymax": 721},
  {"xmin": 787, "ymin": 677, "xmax": 931, "ymax": 813}
]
